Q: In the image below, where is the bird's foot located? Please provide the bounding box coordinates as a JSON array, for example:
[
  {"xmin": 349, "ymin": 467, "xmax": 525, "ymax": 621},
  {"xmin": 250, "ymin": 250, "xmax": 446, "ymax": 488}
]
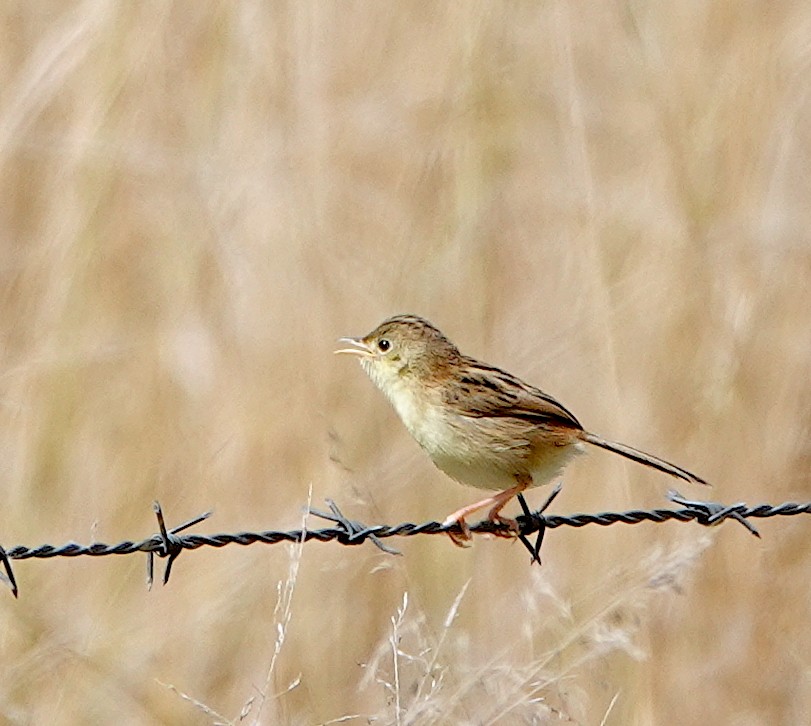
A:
[
  {"xmin": 489, "ymin": 514, "xmax": 520, "ymax": 538},
  {"xmin": 442, "ymin": 514, "xmax": 472, "ymax": 547}
]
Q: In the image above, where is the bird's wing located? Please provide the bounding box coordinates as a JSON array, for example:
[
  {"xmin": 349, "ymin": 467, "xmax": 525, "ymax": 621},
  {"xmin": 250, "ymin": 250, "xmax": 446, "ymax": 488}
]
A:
[{"xmin": 444, "ymin": 358, "xmax": 583, "ymax": 430}]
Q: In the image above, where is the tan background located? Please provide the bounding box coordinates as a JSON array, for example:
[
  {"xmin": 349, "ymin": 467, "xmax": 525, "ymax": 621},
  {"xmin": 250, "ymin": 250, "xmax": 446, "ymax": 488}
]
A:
[{"xmin": 1, "ymin": 2, "xmax": 809, "ymax": 724}]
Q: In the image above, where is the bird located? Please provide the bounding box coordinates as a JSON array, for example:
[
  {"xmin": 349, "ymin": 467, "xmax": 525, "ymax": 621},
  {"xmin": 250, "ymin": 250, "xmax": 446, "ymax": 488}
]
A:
[{"xmin": 336, "ymin": 314, "xmax": 707, "ymax": 545}]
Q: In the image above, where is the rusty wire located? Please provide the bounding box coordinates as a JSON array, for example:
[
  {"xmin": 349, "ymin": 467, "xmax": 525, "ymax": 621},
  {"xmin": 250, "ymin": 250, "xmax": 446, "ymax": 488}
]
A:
[{"xmin": 0, "ymin": 488, "xmax": 808, "ymax": 598}]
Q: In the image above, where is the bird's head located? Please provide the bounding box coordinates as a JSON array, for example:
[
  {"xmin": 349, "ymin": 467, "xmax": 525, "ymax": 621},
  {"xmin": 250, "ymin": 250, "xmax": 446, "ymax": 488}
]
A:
[{"xmin": 335, "ymin": 314, "xmax": 460, "ymax": 393}]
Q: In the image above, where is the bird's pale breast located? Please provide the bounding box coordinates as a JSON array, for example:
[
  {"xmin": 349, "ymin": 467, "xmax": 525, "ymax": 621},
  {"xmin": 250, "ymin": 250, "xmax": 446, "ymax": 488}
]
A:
[{"xmin": 383, "ymin": 374, "xmax": 581, "ymax": 490}]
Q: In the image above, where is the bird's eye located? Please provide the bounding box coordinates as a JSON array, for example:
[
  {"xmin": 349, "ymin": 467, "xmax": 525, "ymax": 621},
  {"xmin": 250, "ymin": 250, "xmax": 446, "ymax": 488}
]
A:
[{"xmin": 378, "ymin": 338, "xmax": 391, "ymax": 352}]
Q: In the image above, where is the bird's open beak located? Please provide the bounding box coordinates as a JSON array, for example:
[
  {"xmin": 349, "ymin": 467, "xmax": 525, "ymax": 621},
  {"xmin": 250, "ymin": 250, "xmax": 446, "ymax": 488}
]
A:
[{"xmin": 334, "ymin": 337, "xmax": 373, "ymax": 357}]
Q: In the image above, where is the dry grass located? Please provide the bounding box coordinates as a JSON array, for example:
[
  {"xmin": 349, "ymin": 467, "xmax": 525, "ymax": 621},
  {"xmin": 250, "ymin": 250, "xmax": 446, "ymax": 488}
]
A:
[{"xmin": 1, "ymin": 2, "xmax": 810, "ymax": 724}]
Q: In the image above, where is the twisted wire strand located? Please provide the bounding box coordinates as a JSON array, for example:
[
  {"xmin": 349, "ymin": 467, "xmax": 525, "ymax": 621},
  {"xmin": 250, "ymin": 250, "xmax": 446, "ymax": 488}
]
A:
[{"xmin": 0, "ymin": 492, "xmax": 808, "ymax": 597}]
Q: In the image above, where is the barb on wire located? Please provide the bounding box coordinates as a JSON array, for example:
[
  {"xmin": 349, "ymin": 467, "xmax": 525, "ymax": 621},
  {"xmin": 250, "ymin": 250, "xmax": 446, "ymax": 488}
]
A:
[
  {"xmin": 0, "ymin": 545, "xmax": 18, "ymax": 599},
  {"xmin": 516, "ymin": 484, "xmax": 563, "ymax": 565},
  {"xmin": 667, "ymin": 491, "xmax": 761, "ymax": 536},
  {"xmin": 146, "ymin": 502, "xmax": 214, "ymax": 589},
  {"xmin": 0, "ymin": 494, "xmax": 808, "ymax": 597},
  {"xmin": 308, "ymin": 499, "xmax": 402, "ymax": 556}
]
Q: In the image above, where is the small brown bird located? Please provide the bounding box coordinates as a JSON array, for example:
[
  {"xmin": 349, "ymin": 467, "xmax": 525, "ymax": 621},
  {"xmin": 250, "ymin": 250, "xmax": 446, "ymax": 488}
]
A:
[{"xmin": 336, "ymin": 314, "xmax": 707, "ymax": 544}]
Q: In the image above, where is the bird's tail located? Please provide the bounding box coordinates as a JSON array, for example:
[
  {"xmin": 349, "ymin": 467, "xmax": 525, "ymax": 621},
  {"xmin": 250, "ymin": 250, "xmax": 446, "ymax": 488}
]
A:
[{"xmin": 581, "ymin": 432, "xmax": 708, "ymax": 485}]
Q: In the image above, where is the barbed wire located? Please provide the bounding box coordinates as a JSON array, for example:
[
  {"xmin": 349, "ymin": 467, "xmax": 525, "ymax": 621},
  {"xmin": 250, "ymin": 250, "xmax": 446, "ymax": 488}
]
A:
[{"xmin": 1, "ymin": 487, "xmax": 809, "ymax": 598}]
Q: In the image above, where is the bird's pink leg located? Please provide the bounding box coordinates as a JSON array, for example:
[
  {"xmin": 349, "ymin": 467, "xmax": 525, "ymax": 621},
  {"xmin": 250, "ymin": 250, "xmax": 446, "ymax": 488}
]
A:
[{"xmin": 442, "ymin": 475, "xmax": 531, "ymax": 546}]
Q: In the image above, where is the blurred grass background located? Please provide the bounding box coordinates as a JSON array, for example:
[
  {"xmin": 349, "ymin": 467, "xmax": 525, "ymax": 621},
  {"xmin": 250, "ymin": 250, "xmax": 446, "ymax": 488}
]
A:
[{"xmin": 0, "ymin": 1, "xmax": 809, "ymax": 724}]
